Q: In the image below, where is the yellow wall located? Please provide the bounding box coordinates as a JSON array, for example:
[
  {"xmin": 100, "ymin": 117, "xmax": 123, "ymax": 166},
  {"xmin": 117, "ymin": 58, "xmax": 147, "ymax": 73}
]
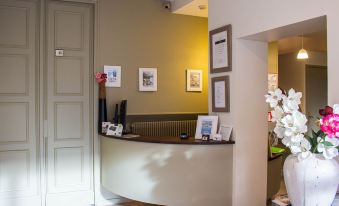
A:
[
  {"xmin": 97, "ymin": 0, "xmax": 208, "ymax": 118},
  {"xmin": 268, "ymin": 41, "xmax": 278, "ymax": 74}
]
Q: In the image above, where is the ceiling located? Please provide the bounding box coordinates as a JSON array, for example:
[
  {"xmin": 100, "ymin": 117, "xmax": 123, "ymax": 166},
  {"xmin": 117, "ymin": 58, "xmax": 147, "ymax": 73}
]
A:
[
  {"xmin": 278, "ymin": 30, "xmax": 327, "ymax": 54},
  {"xmin": 171, "ymin": 0, "xmax": 208, "ymax": 18}
]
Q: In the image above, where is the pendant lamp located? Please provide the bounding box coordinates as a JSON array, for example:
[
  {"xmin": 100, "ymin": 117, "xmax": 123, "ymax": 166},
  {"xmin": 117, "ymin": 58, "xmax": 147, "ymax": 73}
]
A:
[{"xmin": 297, "ymin": 35, "xmax": 308, "ymax": 59}]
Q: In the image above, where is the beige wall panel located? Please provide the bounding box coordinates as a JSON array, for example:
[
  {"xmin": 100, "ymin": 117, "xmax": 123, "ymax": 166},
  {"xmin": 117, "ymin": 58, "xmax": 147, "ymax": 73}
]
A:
[
  {"xmin": 55, "ymin": 11, "xmax": 83, "ymax": 50},
  {"xmin": 55, "ymin": 57, "xmax": 83, "ymax": 95},
  {"xmin": 0, "ymin": 103, "xmax": 28, "ymax": 143},
  {"xmin": 54, "ymin": 147, "xmax": 83, "ymax": 186},
  {"xmin": 55, "ymin": 102, "xmax": 83, "ymax": 140},
  {"xmin": 0, "ymin": 6, "xmax": 27, "ymax": 48},
  {"xmin": 0, "ymin": 55, "xmax": 27, "ymax": 95},
  {"xmin": 0, "ymin": 150, "xmax": 29, "ymax": 192}
]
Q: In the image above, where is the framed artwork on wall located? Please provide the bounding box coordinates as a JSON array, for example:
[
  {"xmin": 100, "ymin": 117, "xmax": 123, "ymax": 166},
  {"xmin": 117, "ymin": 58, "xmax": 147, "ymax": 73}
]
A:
[
  {"xmin": 139, "ymin": 68, "xmax": 157, "ymax": 91},
  {"xmin": 195, "ymin": 115, "xmax": 219, "ymax": 140},
  {"xmin": 186, "ymin": 69, "xmax": 202, "ymax": 92},
  {"xmin": 104, "ymin": 65, "xmax": 121, "ymax": 87},
  {"xmin": 211, "ymin": 76, "xmax": 230, "ymax": 112},
  {"xmin": 209, "ymin": 24, "xmax": 232, "ymax": 73}
]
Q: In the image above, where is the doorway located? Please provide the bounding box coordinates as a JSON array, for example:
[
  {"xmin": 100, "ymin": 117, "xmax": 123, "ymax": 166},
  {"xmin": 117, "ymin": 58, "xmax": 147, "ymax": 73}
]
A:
[{"xmin": 0, "ymin": 0, "xmax": 94, "ymax": 205}]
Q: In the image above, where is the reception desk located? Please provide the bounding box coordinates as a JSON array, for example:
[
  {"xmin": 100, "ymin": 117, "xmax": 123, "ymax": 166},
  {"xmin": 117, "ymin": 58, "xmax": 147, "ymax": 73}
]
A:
[{"xmin": 101, "ymin": 135, "xmax": 234, "ymax": 206}]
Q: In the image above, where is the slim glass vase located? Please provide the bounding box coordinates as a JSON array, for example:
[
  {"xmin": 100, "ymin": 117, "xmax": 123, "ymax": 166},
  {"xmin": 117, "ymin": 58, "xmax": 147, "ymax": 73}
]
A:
[{"xmin": 98, "ymin": 83, "xmax": 107, "ymax": 133}]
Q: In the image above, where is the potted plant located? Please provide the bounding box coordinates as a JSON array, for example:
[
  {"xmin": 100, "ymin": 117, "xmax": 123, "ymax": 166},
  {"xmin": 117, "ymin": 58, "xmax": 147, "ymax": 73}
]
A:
[{"xmin": 265, "ymin": 88, "xmax": 339, "ymax": 206}]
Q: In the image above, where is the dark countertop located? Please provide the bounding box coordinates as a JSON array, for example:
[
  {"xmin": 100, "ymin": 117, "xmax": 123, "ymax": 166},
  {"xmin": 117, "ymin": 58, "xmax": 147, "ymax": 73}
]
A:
[{"xmin": 100, "ymin": 133, "xmax": 235, "ymax": 145}]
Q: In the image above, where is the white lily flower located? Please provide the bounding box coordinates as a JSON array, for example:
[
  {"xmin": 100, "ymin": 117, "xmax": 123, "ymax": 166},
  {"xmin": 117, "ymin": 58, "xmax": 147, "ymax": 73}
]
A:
[
  {"xmin": 291, "ymin": 133, "xmax": 304, "ymax": 143},
  {"xmin": 333, "ymin": 104, "xmax": 339, "ymax": 114},
  {"xmin": 265, "ymin": 89, "xmax": 283, "ymax": 108},
  {"xmin": 298, "ymin": 151, "xmax": 312, "ymax": 161},
  {"xmin": 274, "ymin": 124, "xmax": 285, "ymax": 139},
  {"xmin": 318, "ymin": 143, "xmax": 339, "ymax": 159},
  {"xmin": 317, "ymin": 136, "xmax": 339, "ymax": 159},
  {"xmin": 282, "ymin": 89, "xmax": 302, "ymax": 113},
  {"xmin": 271, "ymin": 106, "xmax": 284, "ymax": 122},
  {"xmin": 281, "ymin": 111, "xmax": 307, "ymax": 137},
  {"xmin": 300, "ymin": 138, "xmax": 311, "ymax": 151},
  {"xmin": 282, "ymin": 136, "xmax": 292, "ymax": 147},
  {"xmin": 292, "ymin": 111, "xmax": 308, "ymax": 133},
  {"xmin": 290, "ymin": 145, "xmax": 301, "ymax": 154}
]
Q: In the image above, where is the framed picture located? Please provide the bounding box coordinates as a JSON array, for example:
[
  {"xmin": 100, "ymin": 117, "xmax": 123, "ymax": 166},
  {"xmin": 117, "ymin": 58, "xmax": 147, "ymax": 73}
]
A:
[
  {"xmin": 139, "ymin": 68, "xmax": 157, "ymax": 91},
  {"xmin": 219, "ymin": 125, "xmax": 232, "ymax": 141},
  {"xmin": 186, "ymin": 69, "xmax": 202, "ymax": 91},
  {"xmin": 101, "ymin": 122, "xmax": 111, "ymax": 133},
  {"xmin": 268, "ymin": 74, "xmax": 278, "ymax": 92},
  {"xmin": 104, "ymin": 65, "xmax": 121, "ymax": 87},
  {"xmin": 106, "ymin": 123, "xmax": 123, "ymax": 137},
  {"xmin": 209, "ymin": 24, "xmax": 232, "ymax": 73},
  {"xmin": 195, "ymin": 115, "xmax": 219, "ymax": 140},
  {"xmin": 212, "ymin": 76, "xmax": 230, "ymax": 112}
]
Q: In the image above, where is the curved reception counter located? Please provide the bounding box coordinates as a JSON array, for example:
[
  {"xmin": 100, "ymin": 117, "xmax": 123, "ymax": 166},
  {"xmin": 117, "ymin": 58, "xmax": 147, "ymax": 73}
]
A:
[{"xmin": 101, "ymin": 135, "xmax": 235, "ymax": 206}]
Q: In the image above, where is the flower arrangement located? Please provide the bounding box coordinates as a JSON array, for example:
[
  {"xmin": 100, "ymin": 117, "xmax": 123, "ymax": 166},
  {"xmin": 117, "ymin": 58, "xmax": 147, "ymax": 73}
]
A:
[
  {"xmin": 265, "ymin": 88, "xmax": 339, "ymax": 161},
  {"xmin": 95, "ymin": 72, "xmax": 107, "ymax": 84}
]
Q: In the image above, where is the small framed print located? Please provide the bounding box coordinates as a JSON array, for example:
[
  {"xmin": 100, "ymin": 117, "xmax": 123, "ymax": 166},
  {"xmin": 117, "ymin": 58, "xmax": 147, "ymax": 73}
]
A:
[
  {"xmin": 101, "ymin": 122, "xmax": 111, "ymax": 133},
  {"xmin": 104, "ymin": 65, "xmax": 121, "ymax": 87},
  {"xmin": 139, "ymin": 68, "xmax": 157, "ymax": 91},
  {"xmin": 209, "ymin": 24, "xmax": 232, "ymax": 73},
  {"xmin": 212, "ymin": 76, "xmax": 230, "ymax": 112},
  {"xmin": 195, "ymin": 115, "xmax": 219, "ymax": 140},
  {"xmin": 219, "ymin": 125, "xmax": 232, "ymax": 141},
  {"xmin": 186, "ymin": 69, "xmax": 202, "ymax": 92},
  {"xmin": 106, "ymin": 124, "xmax": 123, "ymax": 137},
  {"xmin": 268, "ymin": 74, "xmax": 278, "ymax": 92}
]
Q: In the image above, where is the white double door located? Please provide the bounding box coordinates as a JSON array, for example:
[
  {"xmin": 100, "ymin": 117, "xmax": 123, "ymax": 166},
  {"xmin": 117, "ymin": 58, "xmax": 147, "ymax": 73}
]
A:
[{"xmin": 0, "ymin": 0, "xmax": 94, "ymax": 205}]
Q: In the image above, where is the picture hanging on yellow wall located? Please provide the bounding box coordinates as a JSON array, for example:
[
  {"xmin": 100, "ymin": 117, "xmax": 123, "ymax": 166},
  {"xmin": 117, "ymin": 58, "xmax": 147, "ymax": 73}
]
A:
[
  {"xmin": 139, "ymin": 68, "xmax": 157, "ymax": 91},
  {"xmin": 186, "ymin": 69, "xmax": 202, "ymax": 92}
]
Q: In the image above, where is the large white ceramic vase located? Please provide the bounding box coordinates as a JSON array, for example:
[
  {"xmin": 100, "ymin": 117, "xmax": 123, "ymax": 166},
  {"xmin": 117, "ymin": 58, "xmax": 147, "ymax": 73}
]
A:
[{"xmin": 283, "ymin": 154, "xmax": 339, "ymax": 206}]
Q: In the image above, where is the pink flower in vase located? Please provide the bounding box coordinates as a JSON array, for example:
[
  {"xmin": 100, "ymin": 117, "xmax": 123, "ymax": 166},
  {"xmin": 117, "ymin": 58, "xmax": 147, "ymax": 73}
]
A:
[
  {"xmin": 320, "ymin": 114, "xmax": 339, "ymax": 138},
  {"xmin": 95, "ymin": 72, "xmax": 107, "ymax": 84}
]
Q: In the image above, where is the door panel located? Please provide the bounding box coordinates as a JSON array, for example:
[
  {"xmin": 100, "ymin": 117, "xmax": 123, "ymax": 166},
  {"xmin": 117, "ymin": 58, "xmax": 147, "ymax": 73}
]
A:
[
  {"xmin": 0, "ymin": 0, "xmax": 40, "ymax": 205},
  {"xmin": 46, "ymin": 1, "xmax": 93, "ymax": 205}
]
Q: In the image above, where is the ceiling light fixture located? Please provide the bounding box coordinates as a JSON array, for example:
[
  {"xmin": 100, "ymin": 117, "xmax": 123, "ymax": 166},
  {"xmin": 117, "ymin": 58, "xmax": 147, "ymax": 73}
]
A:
[{"xmin": 297, "ymin": 34, "xmax": 309, "ymax": 60}]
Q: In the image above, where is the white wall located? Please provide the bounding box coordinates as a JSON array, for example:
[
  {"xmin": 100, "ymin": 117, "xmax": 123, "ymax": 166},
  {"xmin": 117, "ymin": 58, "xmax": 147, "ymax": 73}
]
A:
[{"xmin": 208, "ymin": 1, "xmax": 339, "ymax": 205}]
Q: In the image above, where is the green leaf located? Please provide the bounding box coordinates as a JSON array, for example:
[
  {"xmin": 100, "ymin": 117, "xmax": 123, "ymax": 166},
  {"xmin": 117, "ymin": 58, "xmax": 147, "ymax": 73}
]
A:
[{"xmin": 323, "ymin": 141, "xmax": 334, "ymax": 147}]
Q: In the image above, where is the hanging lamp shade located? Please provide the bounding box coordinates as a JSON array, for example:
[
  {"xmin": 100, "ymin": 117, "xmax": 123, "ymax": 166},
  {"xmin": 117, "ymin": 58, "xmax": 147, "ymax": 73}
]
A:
[
  {"xmin": 297, "ymin": 35, "xmax": 308, "ymax": 59},
  {"xmin": 297, "ymin": 48, "xmax": 309, "ymax": 59}
]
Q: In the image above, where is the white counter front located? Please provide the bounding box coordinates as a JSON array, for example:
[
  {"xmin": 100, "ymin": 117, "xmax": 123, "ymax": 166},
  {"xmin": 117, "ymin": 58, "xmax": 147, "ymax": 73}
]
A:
[{"xmin": 101, "ymin": 135, "xmax": 234, "ymax": 206}]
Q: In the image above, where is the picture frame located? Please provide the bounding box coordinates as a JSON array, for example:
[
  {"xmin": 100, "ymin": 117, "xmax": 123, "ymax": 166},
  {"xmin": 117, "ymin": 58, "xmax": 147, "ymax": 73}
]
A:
[
  {"xmin": 268, "ymin": 73, "xmax": 278, "ymax": 92},
  {"xmin": 212, "ymin": 76, "xmax": 230, "ymax": 112},
  {"xmin": 219, "ymin": 125, "xmax": 232, "ymax": 141},
  {"xmin": 139, "ymin": 68, "xmax": 157, "ymax": 91},
  {"xmin": 106, "ymin": 123, "xmax": 123, "ymax": 137},
  {"xmin": 209, "ymin": 24, "xmax": 232, "ymax": 73},
  {"xmin": 195, "ymin": 115, "xmax": 219, "ymax": 140},
  {"xmin": 101, "ymin": 122, "xmax": 111, "ymax": 133},
  {"xmin": 104, "ymin": 65, "xmax": 121, "ymax": 87},
  {"xmin": 186, "ymin": 69, "xmax": 202, "ymax": 92}
]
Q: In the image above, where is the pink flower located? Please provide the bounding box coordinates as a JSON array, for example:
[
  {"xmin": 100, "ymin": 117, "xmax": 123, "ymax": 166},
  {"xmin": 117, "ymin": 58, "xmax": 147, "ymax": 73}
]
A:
[
  {"xmin": 95, "ymin": 72, "xmax": 107, "ymax": 83},
  {"xmin": 320, "ymin": 114, "xmax": 339, "ymax": 138},
  {"xmin": 319, "ymin": 106, "xmax": 333, "ymax": 116}
]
